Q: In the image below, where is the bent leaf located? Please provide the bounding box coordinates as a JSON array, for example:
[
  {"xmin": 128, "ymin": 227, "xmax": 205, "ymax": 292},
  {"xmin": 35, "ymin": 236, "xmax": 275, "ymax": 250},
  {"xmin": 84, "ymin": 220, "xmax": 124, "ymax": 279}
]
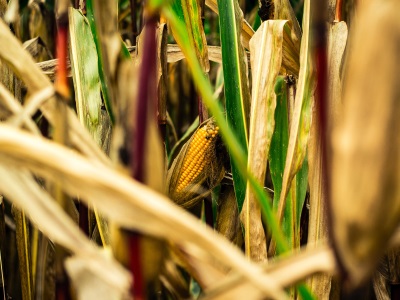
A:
[{"xmin": 243, "ymin": 20, "xmax": 291, "ymax": 261}]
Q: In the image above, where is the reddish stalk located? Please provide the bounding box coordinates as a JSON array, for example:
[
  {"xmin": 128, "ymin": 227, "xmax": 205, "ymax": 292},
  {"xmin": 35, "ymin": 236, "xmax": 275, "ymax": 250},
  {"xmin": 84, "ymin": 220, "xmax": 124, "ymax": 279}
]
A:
[
  {"xmin": 55, "ymin": 9, "xmax": 72, "ymax": 300},
  {"xmin": 129, "ymin": 234, "xmax": 144, "ymax": 300},
  {"xmin": 313, "ymin": 0, "xmax": 347, "ymax": 281},
  {"xmin": 335, "ymin": 0, "xmax": 343, "ymax": 22},
  {"xmin": 55, "ymin": 17, "xmax": 70, "ymax": 100},
  {"xmin": 129, "ymin": 13, "xmax": 158, "ymax": 299},
  {"xmin": 131, "ymin": 16, "xmax": 157, "ymax": 182}
]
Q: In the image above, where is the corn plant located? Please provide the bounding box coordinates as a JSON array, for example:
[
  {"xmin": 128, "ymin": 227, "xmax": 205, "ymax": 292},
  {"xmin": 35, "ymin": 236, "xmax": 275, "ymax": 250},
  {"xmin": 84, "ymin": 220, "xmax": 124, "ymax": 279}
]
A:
[{"xmin": 1, "ymin": 0, "xmax": 400, "ymax": 299}]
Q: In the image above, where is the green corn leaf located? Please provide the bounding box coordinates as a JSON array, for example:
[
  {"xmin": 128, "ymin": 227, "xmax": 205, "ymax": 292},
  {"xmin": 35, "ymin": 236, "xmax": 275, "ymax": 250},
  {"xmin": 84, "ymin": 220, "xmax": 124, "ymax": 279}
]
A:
[
  {"xmin": 90, "ymin": 0, "xmax": 132, "ymax": 126},
  {"xmin": 270, "ymin": 77, "xmax": 309, "ymax": 250},
  {"xmin": 170, "ymin": 0, "xmax": 189, "ymax": 43},
  {"xmin": 69, "ymin": 7, "xmax": 111, "ymax": 246},
  {"xmin": 170, "ymin": 0, "xmax": 186, "ymax": 25},
  {"xmin": 270, "ymin": 77, "xmax": 290, "ymax": 234},
  {"xmin": 274, "ymin": 0, "xmax": 315, "ymax": 239},
  {"xmin": 12, "ymin": 208, "xmax": 32, "ymax": 300},
  {"xmin": 86, "ymin": 0, "xmax": 114, "ymax": 124},
  {"xmin": 217, "ymin": 0, "xmax": 251, "ymax": 212},
  {"xmin": 69, "ymin": 8, "xmax": 102, "ymax": 145},
  {"xmin": 161, "ymin": 0, "xmax": 288, "ymax": 259},
  {"xmin": 252, "ymin": 13, "xmax": 261, "ymax": 31},
  {"xmin": 180, "ymin": 0, "xmax": 209, "ymax": 72},
  {"xmin": 204, "ymin": 0, "xmax": 254, "ymax": 49},
  {"xmin": 296, "ymin": 156, "xmax": 308, "ymax": 235}
]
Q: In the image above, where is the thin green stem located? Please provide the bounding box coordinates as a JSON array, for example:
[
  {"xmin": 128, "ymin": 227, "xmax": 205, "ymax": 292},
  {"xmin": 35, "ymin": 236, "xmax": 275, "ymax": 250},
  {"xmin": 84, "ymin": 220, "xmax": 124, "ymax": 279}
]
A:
[
  {"xmin": 162, "ymin": 7, "xmax": 315, "ymax": 298},
  {"xmin": 162, "ymin": 6, "xmax": 288, "ymax": 253}
]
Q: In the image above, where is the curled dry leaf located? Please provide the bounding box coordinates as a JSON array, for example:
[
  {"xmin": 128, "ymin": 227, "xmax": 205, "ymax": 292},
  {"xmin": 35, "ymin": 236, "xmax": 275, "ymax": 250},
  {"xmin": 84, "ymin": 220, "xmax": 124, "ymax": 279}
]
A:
[
  {"xmin": 330, "ymin": 0, "xmax": 400, "ymax": 289},
  {"xmin": 167, "ymin": 118, "xmax": 225, "ymax": 208},
  {"xmin": 65, "ymin": 255, "xmax": 130, "ymax": 300},
  {"xmin": 166, "ymin": 44, "xmax": 224, "ymax": 64},
  {"xmin": 269, "ymin": 0, "xmax": 302, "ymax": 42},
  {"xmin": 0, "ymin": 167, "xmax": 131, "ymax": 299},
  {"xmin": 243, "ymin": 20, "xmax": 294, "ymax": 262},
  {"xmin": 38, "ymin": 44, "xmax": 226, "ymax": 78},
  {"xmin": 171, "ymin": 243, "xmax": 227, "ymax": 289},
  {"xmin": 216, "ymin": 185, "xmax": 243, "ymax": 247},
  {"xmin": 0, "ymin": 125, "xmax": 287, "ymax": 299},
  {"xmin": 202, "ymin": 244, "xmax": 336, "ymax": 300}
]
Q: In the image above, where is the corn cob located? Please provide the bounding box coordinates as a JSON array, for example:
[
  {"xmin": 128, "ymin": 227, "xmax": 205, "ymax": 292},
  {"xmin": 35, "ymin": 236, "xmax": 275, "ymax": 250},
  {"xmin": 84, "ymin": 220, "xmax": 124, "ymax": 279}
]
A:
[
  {"xmin": 175, "ymin": 123, "xmax": 219, "ymax": 193},
  {"xmin": 167, "ymin": 118, "xmax": 225, "ymax": 208}
]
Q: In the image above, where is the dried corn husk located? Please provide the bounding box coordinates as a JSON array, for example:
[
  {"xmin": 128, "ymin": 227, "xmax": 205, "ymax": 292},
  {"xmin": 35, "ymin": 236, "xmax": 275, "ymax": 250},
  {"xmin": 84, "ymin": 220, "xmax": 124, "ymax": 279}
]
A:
[{"xmin": 216, "ymin": 185, "xmax": 243, "ymax": 247}]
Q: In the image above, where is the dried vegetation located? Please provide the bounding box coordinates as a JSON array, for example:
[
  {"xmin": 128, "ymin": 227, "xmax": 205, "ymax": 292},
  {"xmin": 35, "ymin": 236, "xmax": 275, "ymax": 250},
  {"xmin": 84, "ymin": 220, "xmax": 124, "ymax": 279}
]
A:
[{"xmin": 0, "ymin": 0, "xmax": 399, "ymax": 299}]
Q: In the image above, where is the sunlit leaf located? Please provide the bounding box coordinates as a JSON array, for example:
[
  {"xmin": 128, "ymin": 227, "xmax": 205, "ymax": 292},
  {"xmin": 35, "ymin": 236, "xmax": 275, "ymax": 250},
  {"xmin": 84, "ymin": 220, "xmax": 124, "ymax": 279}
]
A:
[
  {"xmin": 180, "ymin": 0, "xmax": 209, "ymax": 72},
  {"xmin": 244, "ymin": 21, "xmax": 293, "ymax": 261},
  {"xmin": 205, "ymin": 0, "xmax": 254, "ymax": 49},
  {"xmin": 217, "ymin": 0, "xmax": 251, "ymax": 212},
  {"xmin": 69, "ymin": 7, "xmax": 112, "ymax": 246}
]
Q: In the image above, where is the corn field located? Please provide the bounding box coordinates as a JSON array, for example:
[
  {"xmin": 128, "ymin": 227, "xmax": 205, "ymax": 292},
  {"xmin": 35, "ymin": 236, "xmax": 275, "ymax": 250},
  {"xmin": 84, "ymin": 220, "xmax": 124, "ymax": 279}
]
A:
[{"xmin": 0, "ymin": 0, "xmax": 399, "ymax": 299}]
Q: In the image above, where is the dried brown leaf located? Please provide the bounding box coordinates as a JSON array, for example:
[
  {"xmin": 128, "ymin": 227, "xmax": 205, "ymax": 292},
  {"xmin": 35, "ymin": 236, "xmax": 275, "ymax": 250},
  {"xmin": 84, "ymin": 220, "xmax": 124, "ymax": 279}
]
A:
[
  {"xmin": 243, "ymin": 20, "xmax": 292, "ymax": 262},
  {"xmin": 216, "ymin": 185, "xmax": 243, "ymax": 247},
  {"xmin": 330, "ymin": 0, "xmax": 400, "ymax": 288},
  {"xmin": 203, "ymin": 244, "xmax": 336, "ymax": 299},
  {"xmin": 0, "ymin": 125, "xmax": 287, "ymax": 299},
  {"xmin": 0, "ymin": 167, "xmax": 131, "ymax": 299},
  {"xmin": 327, "ymin": 21, "xmax": 348, "ymax": 132}
]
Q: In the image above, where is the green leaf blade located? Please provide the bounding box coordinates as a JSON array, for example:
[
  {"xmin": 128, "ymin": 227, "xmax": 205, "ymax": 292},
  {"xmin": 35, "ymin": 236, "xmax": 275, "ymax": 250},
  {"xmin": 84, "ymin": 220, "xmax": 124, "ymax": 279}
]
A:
[
  {"xmin": 86, "ymin": 0, "xmax": 115, "ymax": 124},
  {"xmin": 217, "ymin": 0, "xmax": 250, "ymax": 212},
  {"xmin": 180, "ymin": 0, "xmax": 210, "ymax": 72},
  {"xmin": 69, "ymin": 8, "xmax": 101, "ymax": 132}
]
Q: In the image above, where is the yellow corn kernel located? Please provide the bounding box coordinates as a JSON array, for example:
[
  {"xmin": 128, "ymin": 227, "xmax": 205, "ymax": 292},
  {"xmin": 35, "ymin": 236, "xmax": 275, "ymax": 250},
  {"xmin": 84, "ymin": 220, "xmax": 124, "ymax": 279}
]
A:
[{"xmin": 176, "ymin": 124, "xmax": 219, "ymax": 193}]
